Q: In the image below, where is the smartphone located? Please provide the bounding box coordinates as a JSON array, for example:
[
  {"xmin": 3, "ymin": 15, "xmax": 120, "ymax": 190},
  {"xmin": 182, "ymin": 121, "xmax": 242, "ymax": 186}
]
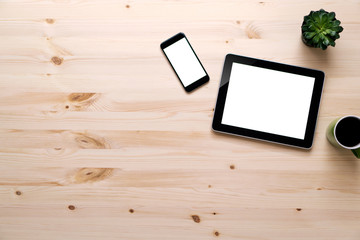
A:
[{"xmin": 160, "ymin": 32, "xmax": 209, "ymax": 92}]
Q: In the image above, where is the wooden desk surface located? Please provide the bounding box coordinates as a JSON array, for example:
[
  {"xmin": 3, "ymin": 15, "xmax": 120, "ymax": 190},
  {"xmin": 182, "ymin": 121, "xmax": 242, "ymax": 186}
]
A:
[{"xmin": 0, "ymin": 1, "xmax": 359, "ymax": 239}]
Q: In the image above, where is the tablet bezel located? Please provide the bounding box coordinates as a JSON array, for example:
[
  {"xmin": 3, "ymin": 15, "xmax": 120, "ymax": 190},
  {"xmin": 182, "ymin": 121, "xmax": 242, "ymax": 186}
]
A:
[{"xmin": 212, "ymin": 54, "xmax": 325, "ymax": 149}]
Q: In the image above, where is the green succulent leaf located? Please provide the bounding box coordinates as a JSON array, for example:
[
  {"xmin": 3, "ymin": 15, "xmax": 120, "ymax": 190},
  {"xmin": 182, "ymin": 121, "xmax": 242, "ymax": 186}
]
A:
[
  {"xmin": 323, "ymin": 37, "xmax": 330, "ymax": 46},
  {"xmin": 313, "ymin": 34, "xmax": 320, "ymax": 43},
  {"xmin": 308, "ymin": 24, "xmax": 316, "ymax": 32},
  {"xmin": 305, "ymin": 32, "xmax": 316, "ymax": 39},
  {"xmin": 301, "ymin": 9, "xmax": 343, "ymax": 50},
  {"xmin": 325, "ymin": 29, "xmax": 332, "ymax": 34}
]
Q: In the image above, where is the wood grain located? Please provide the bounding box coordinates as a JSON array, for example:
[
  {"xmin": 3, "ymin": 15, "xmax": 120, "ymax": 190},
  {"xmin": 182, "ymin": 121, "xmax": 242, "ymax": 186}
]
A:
[{"xmin": 0, "ymin": 0, "xmax": 359, "ymax": 239}]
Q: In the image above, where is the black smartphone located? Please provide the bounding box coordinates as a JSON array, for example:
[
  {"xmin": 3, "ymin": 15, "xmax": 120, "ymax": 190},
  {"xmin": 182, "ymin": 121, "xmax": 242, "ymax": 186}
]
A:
[{"xmin": 160, "ymin": 32, "xmax": 209, "ymax": 92}]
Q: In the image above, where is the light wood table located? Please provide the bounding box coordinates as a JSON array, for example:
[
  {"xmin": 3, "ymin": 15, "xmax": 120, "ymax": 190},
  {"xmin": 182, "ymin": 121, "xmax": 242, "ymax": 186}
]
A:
[{"xmin": 0, "ymin": 1, "xmax": 359, "ymax": 239}]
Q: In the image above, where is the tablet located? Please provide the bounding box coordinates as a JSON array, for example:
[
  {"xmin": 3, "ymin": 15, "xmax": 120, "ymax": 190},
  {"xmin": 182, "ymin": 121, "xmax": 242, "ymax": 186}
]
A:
[{"xmin": 212, "ymin": 54, "xmax": 325, "ymax": 149}]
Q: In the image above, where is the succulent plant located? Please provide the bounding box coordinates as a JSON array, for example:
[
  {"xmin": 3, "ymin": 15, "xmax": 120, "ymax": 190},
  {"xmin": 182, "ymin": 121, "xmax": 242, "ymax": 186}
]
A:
[{"xmin": 301, "ymin": 9, "xmax": 343, "ymax": 50}]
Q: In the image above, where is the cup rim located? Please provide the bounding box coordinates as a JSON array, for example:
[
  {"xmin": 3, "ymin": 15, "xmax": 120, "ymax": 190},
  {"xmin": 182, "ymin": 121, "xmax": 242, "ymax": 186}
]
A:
[{"xmin": 334, "ymin": 115, "xmax": 360, "ymax": 149}]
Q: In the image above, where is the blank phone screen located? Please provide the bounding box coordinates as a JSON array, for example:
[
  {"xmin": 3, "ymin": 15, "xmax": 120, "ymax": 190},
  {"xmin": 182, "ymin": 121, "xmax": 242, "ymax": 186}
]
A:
[
  {"xmin": 221, "ymin": 63, "xmax": 315, "ymax": 140},
  {"xmin": 163, "ymin": 38, "xmax": 206, "ymax": 87}
]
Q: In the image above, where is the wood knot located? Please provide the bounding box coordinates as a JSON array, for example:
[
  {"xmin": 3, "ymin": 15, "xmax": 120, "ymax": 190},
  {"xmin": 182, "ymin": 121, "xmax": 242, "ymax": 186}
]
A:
[
  {"xmin": 15, "ymin": 191, "xmax": 22, "ymax": 196},
  {"xmin": 214, "ymin": 231, "xmax": 220, "ymax": 237},
  {"xmin": 51, "ymin": 56, "xmax": 63, "ymax": 65},
  {"xmin": 68, "ymin": 205, "xmax": 75, "ymax": 210},
  {"xmin": 236, "ymin": 20, "xmax": 241, "ymax": 24},
  {"xmin": 73, "ymin": 168, "xmax": 113, "ymax": 184},
  {"xmin": 68, "ymin": 93, "xmax": 96, "ymax": 102},
  {"xmin": 129, "ymin": 209, "xmax": 134, "ymax": 213},
  {"xmin": 74, "ymin": 133, "xmax": 108, "ymax": 149},
  {"xmin": 125, "ymin": 4, "xmax": 130, "ymax": 8},
  {"xmin": 296, "ymin": 208, "xmax": 302, "ymax": 211},
  {"xmin": 67, "ymin": 93, "xmax": 99, "ymax": 111},
  {"xmin": 212, "ymin": 212, "xmax": 217, "ymax": 215},
  {"xmin": 45, "ymin": 18, "xmax": 55, "ymax": 24},
  {"xmin": 230, "ymin": 164, "xmax": 235, "ymax": 170},
  {"xmin": 191, "ymin": 215, "xmax": 201, "ymax": 223},
  {"xmin": 245, "ymin": 24, "xmax": 261, "ymax": 39}
]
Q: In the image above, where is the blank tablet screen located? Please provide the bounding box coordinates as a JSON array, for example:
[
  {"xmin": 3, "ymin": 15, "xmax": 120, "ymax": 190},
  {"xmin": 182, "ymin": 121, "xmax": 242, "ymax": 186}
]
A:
[{"xmin": 221, "ymin": 63, "xmax": 315, "ymax": 140}]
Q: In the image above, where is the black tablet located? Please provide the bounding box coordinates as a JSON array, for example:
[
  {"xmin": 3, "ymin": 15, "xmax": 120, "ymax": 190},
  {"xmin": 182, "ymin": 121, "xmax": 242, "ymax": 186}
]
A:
[{"xmin": 212, "ymin": 54, "xmax": 325, "ymax": 149}]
